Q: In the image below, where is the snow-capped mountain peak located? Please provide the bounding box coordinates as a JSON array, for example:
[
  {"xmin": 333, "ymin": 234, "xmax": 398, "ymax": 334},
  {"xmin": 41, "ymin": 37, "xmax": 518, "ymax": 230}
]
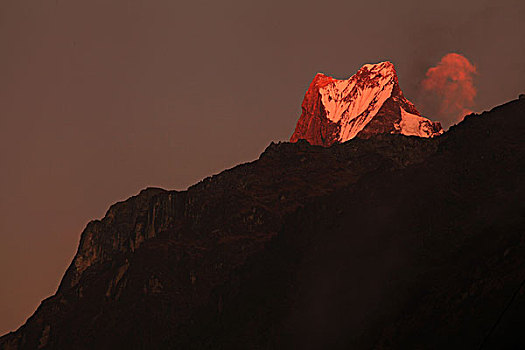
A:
[{"xmin": 290, "ymin": 62, "xmax": 443, "ymax": 146}]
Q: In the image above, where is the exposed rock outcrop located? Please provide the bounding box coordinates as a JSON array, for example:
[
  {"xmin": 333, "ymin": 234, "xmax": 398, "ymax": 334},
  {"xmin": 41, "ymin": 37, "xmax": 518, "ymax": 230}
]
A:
[{"xmin": 290, "ymin": 62, "xmax": 443, "ymax": 146}]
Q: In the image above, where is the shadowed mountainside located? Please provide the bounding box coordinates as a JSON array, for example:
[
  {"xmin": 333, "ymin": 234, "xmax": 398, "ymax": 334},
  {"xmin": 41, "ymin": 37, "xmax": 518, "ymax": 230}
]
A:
[{"xmin": 1, "ymin": 98, "xmax": 524, "ymax": 349}]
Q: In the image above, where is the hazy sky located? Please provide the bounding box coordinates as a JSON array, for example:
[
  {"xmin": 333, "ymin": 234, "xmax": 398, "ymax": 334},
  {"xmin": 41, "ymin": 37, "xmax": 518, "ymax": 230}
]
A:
[{"xmin": 1, "ymin": 0, "xmax": 524, "ymax": 335}]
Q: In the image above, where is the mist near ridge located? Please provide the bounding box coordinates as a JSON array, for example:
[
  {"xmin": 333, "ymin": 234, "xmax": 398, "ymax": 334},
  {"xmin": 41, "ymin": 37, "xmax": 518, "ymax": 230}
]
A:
[{"xmin": 419, "ymin": 53, "xmax": 477, "ymax": 128}]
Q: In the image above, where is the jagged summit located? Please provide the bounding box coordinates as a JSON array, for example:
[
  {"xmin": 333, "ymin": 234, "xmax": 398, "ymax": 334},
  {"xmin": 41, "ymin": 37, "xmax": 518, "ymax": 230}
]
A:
[{"xmin": 290, "ymin": 61, "xmax": 443, "ymax": 146}]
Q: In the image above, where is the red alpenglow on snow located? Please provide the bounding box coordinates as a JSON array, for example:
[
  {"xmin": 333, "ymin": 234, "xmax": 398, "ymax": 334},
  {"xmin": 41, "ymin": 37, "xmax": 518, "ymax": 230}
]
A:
[{"xmin": 290, "ymin": 61, "xmax": 443, "ymax": 146}]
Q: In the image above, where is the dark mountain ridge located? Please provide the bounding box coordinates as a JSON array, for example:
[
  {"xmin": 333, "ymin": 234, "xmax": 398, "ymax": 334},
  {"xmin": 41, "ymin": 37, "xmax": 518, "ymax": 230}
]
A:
[{"xmin": 1, "ymin": 98, "xmax": 524, "ymax": 349}]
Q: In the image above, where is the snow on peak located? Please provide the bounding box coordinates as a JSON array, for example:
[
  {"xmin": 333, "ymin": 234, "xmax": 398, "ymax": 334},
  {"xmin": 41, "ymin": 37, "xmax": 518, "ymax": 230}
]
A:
[
  {"xmin": 397, "ymin": 107, "xmax": 444, "ymax": 137},
  {"xmin": 318, "ymin": 62, "xmax": 399, "ymax": 141},
  {"xmin": 290, "ymin": 61, "xmax": 443, "ymax": 147},
  {"xmin": 360, "ymin": 61, "xmax": 395, "ymax": 73}
]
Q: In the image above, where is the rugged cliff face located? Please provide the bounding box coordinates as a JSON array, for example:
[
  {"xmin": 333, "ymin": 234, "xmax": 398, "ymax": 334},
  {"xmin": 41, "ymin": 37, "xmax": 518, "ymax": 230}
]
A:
[
  {"xmin": 290, "ymin": 62, "xmax": 443, "ymax": 146},
  {"xmin": 1, "ymin": 99, "xmax": 524, "ymax": 349}
]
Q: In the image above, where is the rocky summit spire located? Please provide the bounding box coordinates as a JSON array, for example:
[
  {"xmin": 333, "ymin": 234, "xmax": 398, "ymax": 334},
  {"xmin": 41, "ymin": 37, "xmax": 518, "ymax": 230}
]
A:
[{"xmin": 290, "ymin": 61, "xmax": 443, "ymax": 146}]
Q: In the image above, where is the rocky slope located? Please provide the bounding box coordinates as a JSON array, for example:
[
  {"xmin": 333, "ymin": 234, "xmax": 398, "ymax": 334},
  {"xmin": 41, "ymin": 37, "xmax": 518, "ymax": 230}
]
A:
[
  {"xmin": 290, "ymin": 62, "xmax": 443, "ymax": 146},
  {"xmin": 1, "ymin": 98, "xmax": 524, "ymax": 349}
]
